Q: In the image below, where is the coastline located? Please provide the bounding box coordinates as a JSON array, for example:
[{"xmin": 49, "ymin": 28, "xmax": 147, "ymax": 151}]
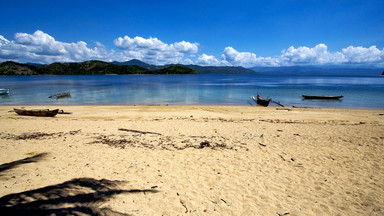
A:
[{"xmin": 1, "ymin": 105, "xmax": 383, "ymax": 215}]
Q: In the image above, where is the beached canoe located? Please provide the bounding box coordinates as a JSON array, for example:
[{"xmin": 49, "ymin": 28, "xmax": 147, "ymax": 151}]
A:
[
  {"xmin": 302, "ymin": 95, "xmax": 343, "ymax": 99},
  {"xmin": 14, "ymin": 108, "xmax": 59, "ymax": 117},
  {"xmin": 252, "ymin": 93, "xmax": 271, "ymax": 107}
]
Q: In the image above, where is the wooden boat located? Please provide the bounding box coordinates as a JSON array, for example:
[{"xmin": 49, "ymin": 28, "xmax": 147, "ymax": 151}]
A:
[
  {"xmin": 302, "ymin": 95, "xmax": 343, "ymax": 99},
  {"xmin": 0, "ymin": 88, "xmax": 10, "ymax": 95},
  {"xmin": 14, "ymin": 108, "xmax": 59, "ymax": 117},
  {"xmin": 49, "ymin": 92, "xmax": 71, "ymax": 99},
  {"xmin": 252, "ymin": 93, "xmax": 271, "ymax": 107}
]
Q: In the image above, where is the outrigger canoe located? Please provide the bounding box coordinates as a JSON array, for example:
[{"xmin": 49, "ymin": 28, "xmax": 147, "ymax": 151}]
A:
[
  {"xmin": 302, "ymin": 95, "xmax": 343, "ymax": 99},
  {"xmin": 49, "ymin": 92, "xmax": 71, "ymax": 99}
]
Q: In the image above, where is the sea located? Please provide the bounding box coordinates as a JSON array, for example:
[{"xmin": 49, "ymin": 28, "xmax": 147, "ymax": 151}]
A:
[{"xmin": 1, "ymin": 73, "xmax": 383, "ymax": 109}]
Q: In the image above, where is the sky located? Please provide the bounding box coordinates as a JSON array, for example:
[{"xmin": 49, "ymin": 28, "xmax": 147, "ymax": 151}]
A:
[{"xmin": 0, "ymin": 0, "xmax": 383, "ymax": 67}]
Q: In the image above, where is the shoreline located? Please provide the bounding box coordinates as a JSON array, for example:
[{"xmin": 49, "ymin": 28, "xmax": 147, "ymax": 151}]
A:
[
  {"xmin": 3, "ymin": 104, "xmax": 384, "ymax": 110},
  {"xmin": 1, "ymin": 105, "xmax": 383, "ymax": 215}
]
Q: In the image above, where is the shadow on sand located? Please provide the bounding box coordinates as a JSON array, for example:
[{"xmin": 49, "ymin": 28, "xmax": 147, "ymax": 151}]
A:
[
  {"xmin": 0, "ymin": 177, "xmax": 158, "ymax": 215},
  {"xmin": 0, "ymin": 153, "xmax": 48, "ymax": 175},
  {"xmin": 0, "ymin": 155, "xmax": 158, "ymax": 215}
]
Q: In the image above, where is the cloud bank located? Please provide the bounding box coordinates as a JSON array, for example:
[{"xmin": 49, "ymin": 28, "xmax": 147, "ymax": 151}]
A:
[
  {"xmin": 1, "ymin": 30, "xmax": 383, "ymax": 67},
  {"xmin": 219, "ymin": 44, "xmax": 384, "ymax": 67},
  {"xmin": 113, "ymin": 36, "xmax": 198, "ymax": 65},
  {"xmin": 0, "ymin": 31, "xmax": 108, "ymax": 63},
  {"xmin": 0, "ymin": 31, "xmax": 199, "ymax": 65}
]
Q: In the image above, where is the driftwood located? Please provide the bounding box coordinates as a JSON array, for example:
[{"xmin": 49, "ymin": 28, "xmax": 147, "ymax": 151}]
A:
[
  {"xmin": 271, "ymin": 100, "xmax": 285, "ymax": 107},
  {"xmin": 180, "ymin": 199, "xmax": 188, "ymax": 213},
  {"xmin": 118, "ymin": 128, "xmax": 162, "ymax": 136},
  {"xmin": 259, "ymin": 143, "xmax": 267, "ymax": 147},
  {"xmin": 276, "ymin": 108, "xmax": 292, "ymax": 111}
]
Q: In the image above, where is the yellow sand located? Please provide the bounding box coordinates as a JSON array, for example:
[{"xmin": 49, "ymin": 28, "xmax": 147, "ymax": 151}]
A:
[{"xmin": 0, "ymin": 105, "xmax": 383, "ymax": 215}]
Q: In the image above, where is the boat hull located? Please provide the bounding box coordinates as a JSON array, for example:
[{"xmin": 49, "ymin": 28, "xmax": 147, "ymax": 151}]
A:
[
  {"xmin": 257, "ymin": 97, "xmax": 271, "ymax": 106},
  {"xmin": 302, "ymin": 95, "xmax": 343, "ymax": 99},
  {"xmin": 49, "ymin": 92, "xmax": 71, "ymax": 99},
  {"xmin": 0, "ymin": 88, "xmax": 10, "ymax": 95},
  {"xmin": 252, "ymin": 94, "xmax": 271, "ymax": 107},
  {"xmin": 14, "ymin": 108, "xmax": 59, "ymax": 117}
]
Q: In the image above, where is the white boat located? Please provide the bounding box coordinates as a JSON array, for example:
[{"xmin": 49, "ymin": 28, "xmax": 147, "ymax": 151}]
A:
[{"xmin": 0, "ymin": 88, "xmax": 10, "ymax": 95}]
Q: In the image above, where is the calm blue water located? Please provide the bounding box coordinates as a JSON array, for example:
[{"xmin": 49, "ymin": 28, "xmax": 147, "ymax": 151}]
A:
[{"xmin": 1, "ymin": 74, "xmax": 383, "ymax": 109}]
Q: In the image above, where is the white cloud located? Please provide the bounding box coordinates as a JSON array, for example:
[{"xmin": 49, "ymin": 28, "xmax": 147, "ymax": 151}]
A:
[
  {"xmin": 279, "ymin": 44, "xmax": 347, "ymax": 65},
  {"xmin": 219, "ymin": 44, "xmax": 384, "ymax": 67},
  {"xmin": 197, "ymin": 54, "xmax": 220, "ymax": 65},
  {"xmin": 342, "ymin": 45, "xmax": 384, "ymax": 63},
  {"xmin": 0, "ymin": 30, "xmax": 107, "ymax": 63},
  {"xmin": 221, "ymin": 47, "xmax": 257, "ymax": 67},
  {"xmin": 0, "ymin": 31, "xmax": 200, "ymax": 64},
  {"xmin": 180, "ymin": 58, "xmax": 194, "ymax": 65},
  {"xmin": 113, "ymin": 36, "xmax": 199, "ymax": 65},
  {"xmin": 221, "ymin": 47, "xmax": 281, "ymax": 67},
  {"xmin": 173, "ymin": 41, "xmax": 199, "ymax": 53},
  {"xmin": 0, "ymin": 35, "xmax": 10, "ymax": 46},
  {"xmin": 114, "ymin": 36, "xmax": 164, "ymax": 50}
]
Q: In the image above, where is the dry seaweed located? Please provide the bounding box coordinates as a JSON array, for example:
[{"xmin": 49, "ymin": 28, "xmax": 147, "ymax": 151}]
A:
[
  {"xmin": 2, "ymin": 132, "xmax": 59, "ymax": 140},
  {"xmin": 0, "ymin": 130, "xmax": 81, "ymax": 140},
  {"xmin": 90, "ymin": 134, "xmax": 243, "ymax": 151}
]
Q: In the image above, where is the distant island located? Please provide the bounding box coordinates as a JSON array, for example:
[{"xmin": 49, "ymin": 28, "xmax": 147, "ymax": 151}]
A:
[
  {"xmin": 0, "ymin": 60, "xmax": 198, "ymax": 75},
  {"xmin": 0, "ymin": 59, "xmax": 255, "ymax": 75}
]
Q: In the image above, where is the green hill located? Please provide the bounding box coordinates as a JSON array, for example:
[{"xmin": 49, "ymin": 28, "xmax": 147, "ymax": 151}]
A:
[
  {"xmin": 0, "ymin": 61, "xmax": 197, "ymax": 75},
  {"xmin": 0, "ymin": 61, "xmax": 38, "ymax": 75},
  {"xmin": 35, "ymin": 60, "xmax": 150, "ymax": 75},
  {"xmin": 154, "ymin": 65, "xmax": 197, "ymax": 74}
]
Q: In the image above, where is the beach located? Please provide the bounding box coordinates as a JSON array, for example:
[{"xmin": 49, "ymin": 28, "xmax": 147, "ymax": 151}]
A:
[{"xmin": 0, "ymin": 105, "xmax": 383, "ymax": 215}]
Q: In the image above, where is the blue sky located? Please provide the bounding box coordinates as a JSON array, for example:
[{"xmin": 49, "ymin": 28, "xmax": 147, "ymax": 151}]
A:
[{"xmin": 0, "ymin": 0, "xmax": 383, "ymax": 67}]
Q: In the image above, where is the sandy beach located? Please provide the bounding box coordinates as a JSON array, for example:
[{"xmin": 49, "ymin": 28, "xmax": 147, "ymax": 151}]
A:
[{"xmin": 0, "ymin": 105, "xmax": 383, "ymax": 215}]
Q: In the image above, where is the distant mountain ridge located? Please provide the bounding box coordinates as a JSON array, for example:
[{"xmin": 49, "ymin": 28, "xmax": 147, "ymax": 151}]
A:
[
  {"xmin": 113, "ymin": 59, "xmax": 256, "ymax": 74},
  {"xmin": 0, "ymin": 59, "xmax": 255, "ymax": 75},
  {"xmin": 1, "ymin": 59, "xmax": 382, "ymax": 75},
  {"xmin": 112, "ymin": 59, "xmax": 152, "ymax": 69},
  {"xmin": 113, "ymin": 60, "xmax": 384, "ymax": 75}
]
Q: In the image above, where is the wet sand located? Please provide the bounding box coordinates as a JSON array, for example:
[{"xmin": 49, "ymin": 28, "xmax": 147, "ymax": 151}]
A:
[{"xmin": 0, "ymin": 105, "xmax": 383, "ymax": 215}]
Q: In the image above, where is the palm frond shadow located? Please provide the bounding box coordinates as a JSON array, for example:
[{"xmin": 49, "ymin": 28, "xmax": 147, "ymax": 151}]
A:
[
  {"xmin": 0, "ymin": 178, "xmax": 158, "ymax": 216},
  {"xmin": 0, "ymin": 153, "xmax": 48, "ymax": 175}
]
